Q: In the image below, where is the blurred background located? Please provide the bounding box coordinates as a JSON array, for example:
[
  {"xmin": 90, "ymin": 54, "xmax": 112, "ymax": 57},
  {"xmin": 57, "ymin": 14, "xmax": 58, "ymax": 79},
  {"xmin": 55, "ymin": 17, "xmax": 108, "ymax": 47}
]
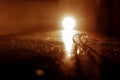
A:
[{"xmin": 0, "ymin": 0, "xmax": 119, "ymax": 37}]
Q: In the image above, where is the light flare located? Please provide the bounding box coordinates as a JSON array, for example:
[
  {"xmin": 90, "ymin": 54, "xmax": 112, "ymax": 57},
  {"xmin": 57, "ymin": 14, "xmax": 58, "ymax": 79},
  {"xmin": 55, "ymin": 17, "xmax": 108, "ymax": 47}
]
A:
[
  {"xmin": 62, "ymin": 30, "xmax": 76, "ymax": 57},
  {"xmin": 62, "ymin": 16, "xmax": 76, "ymax": 30},
  {"xmin": 77, "ymin": 48, "xmax": 80, "ymax": 54},
  {"xmin": 62, "ymin": 16, "xmax": 76, "ymax": 58}
]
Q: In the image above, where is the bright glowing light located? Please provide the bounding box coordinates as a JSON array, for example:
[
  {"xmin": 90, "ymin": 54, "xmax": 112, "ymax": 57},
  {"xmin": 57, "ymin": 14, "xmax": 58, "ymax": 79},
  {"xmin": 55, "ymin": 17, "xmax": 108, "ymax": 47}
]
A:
[
  {"xmin": 62, "ymin": 30, "xmax": 76, "ymax": 57},
  {"xmin": 62, "ymin": 17, "xmax": 76, "ymax": 30},
  {"xmin": 61, "ymin": 16, "xmax": 77, "ymax": 58},
  {"xmin": 77, "ymin": 48, "xmax": 80, "ymax": 54}
]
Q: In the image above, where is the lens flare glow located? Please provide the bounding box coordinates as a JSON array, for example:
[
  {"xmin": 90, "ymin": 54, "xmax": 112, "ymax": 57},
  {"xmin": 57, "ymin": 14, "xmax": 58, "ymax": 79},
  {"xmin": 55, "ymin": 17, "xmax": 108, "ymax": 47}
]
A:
[
  {"xmin": 62, "ymin": 16, "xmax": 76, "ymax": 58},
  {"xmin": 62, "ymin": 30, "xmax": 76, "ymax": 57},
  {"xmin": 62, "ymin": 17, "xmax": 76, "ymax": 30}
]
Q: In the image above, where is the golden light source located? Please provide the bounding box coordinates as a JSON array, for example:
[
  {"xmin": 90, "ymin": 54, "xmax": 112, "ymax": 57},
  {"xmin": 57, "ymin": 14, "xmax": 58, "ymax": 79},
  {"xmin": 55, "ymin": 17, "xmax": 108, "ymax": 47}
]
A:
[
  {"xmin": 62, "ymin": 16, "xmax": 76, "ymax": 30},
  {"xmin": 62, "ymin": 16, "xmax": 77, "ymax": 58}
]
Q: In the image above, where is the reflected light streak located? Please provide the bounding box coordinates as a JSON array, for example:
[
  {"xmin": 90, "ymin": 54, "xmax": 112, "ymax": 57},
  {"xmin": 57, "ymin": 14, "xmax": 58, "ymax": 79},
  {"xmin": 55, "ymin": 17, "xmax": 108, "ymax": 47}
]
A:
[
  {"xmin": 77, "ymin": 48, "xmax": 80, "ymax": 54},
  {"xmin": 62, "ymin": 30, "xmax": 76, "ymax": 58}
]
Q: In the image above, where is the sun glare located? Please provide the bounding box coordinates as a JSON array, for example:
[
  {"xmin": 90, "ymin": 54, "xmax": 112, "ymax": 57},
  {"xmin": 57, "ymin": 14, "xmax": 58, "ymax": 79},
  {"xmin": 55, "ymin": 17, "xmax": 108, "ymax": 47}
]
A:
[
  {"xmin": 62, "ymin": 16, "xmax": 76, "ymax": 30},
  {"xmin": 62, "ymin": 16, "xmax": 77, "ymax": 58}
]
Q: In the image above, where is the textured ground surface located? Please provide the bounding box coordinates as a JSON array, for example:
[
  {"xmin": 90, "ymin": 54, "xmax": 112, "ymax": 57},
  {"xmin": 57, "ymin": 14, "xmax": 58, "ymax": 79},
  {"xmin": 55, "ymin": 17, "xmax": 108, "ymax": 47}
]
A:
[{"xmin": 0, "ymin": 30, "xmax": 119, "ymax": 80}]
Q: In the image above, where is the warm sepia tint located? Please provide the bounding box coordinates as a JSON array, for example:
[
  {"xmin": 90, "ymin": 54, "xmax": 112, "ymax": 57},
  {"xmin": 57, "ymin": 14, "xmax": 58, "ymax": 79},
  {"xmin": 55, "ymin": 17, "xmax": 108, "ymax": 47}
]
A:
[
  {"xmin": 0, "ymin": 0, "xmax": 120, "ymax": 80},
  {"xmin": 62, "ymin": 30, "xmax": 76, "ymax": 58},
  {"xmin": 62, "ymin": 16, "xmax": 76, "ymax": 30}
]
